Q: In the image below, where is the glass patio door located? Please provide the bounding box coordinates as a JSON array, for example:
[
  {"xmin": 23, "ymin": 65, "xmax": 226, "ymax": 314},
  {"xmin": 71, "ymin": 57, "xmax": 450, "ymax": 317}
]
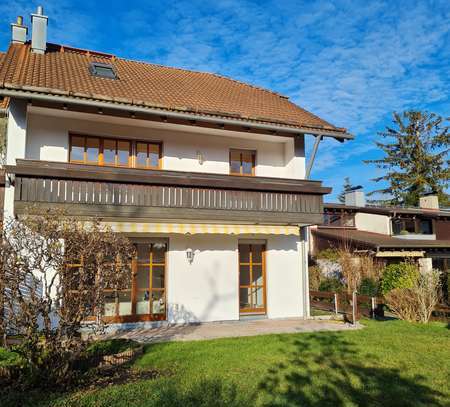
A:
[
  {"xmin": 239, "ymin": 243, "xmax": 266, "ymax": 314},
  {"xmin": 133, "ymin": 241, "xmax": 167, "ymax": 320}
]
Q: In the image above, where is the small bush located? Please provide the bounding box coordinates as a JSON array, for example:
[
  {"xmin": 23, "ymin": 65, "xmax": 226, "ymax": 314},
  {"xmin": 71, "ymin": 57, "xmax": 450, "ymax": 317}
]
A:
[
  {"xmin": 0, "ymin": 347, "xmax": 26, "ymax": 369},
  {"xmin": 0, "ymin": 347, "xmax": 26, "ymax": 386},
  {"xmin": 385, "ymin": 269, "xmax": 441, "ymax": 323},
  {"xmin": 381, "ymin": 262, "xmax": 419, "ymax": 295},
  {"xmin": 319, "ymin": 277, "xmax": 343, "ymax": 292}
]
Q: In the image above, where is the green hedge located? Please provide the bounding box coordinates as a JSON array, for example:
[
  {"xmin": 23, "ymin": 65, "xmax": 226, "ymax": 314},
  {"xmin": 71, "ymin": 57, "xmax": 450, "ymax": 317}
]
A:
[
  {"xmin": 381, "ymin": 262, "xmax": 419, "ymax": 295},
  {"xmin": 0, "ymin": 347, "xmax": 26, "ymax": 369}
]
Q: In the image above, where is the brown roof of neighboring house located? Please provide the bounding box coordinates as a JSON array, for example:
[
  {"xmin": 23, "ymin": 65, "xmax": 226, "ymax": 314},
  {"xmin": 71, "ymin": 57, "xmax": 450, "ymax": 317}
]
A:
[
  {"xmin": 324, "ymin": 203, "xmax": 450, "ymax": 218},
  {"xmin": 313, "ymin": 227, "xmax": 450, "ymax": 250},
  {"xmin": 0, "ymin": 43, "xmax": 349, "ymax": 136}
]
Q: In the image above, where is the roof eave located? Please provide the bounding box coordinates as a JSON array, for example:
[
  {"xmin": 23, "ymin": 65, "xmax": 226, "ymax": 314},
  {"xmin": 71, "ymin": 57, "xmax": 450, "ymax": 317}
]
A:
[{"xmin": 0, "ymin": 88, "xmax": 354, "ymax": 141}]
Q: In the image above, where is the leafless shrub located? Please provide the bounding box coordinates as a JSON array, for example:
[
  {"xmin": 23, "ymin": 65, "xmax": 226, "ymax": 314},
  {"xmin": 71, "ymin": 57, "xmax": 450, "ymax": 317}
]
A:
[
  {"xmin": 308, "ymin": 265, "xmax": 321, "ymax": 290},
  {"xmin": 0, "ymin": 209, "xmax": 134, "ymax": 385},
  {"xmin": 385, "ymin": 269, "xmax": 441, "ymax": 323},
  {"xmin": 337, "ymin": 248, "xmax": 361, "ymax": 293},
  {"xmin": 359, "ymin": 255, "xmax": 384, "ymax": 281}
]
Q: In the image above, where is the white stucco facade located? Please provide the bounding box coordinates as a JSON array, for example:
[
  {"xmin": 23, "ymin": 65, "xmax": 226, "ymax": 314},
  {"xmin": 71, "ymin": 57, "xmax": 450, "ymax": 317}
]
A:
[
  {"xmin": 24, "ymin": 106, "xmax": 306, "ymax": 180},
  {"xmin": 3, "ymin": 102, "xmax": 312, "ymax": 324},
  {"xmin": 354, "ymin": 212, "xmax": 391, "ymax": 235},
  {"xmin": 163, "ymin": 233, "xmax": 306, "ymax": 323}
]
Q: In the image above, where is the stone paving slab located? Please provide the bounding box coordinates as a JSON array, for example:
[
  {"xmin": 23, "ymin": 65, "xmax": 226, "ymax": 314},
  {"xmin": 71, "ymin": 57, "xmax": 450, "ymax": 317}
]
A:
[{"xmin": 106, "ymin": 318, "xmax": 361, "ymax": 343}]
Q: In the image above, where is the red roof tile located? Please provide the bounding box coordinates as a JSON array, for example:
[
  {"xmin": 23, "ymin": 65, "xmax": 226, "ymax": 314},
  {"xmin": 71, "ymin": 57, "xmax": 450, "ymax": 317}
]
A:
[{"xmin": 0, "ymin": 43, "xmax": 348, "ymax": 135}]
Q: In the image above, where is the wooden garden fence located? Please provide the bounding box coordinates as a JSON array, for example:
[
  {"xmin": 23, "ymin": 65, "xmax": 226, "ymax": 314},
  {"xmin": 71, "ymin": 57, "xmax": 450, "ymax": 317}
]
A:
[
  {"xmin": 310, "ymin": 290, "xmax": 450, "ymax": 323},
  {"xmin": 309, "ymin": 290, "xmax": 384, "ymax": 324}
]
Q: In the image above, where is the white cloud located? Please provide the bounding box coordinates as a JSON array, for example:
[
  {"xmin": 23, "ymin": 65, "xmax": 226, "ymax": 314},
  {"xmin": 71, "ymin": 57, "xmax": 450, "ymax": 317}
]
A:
[
  {"xmin": 1, "ymin": 0, "xmax": 447, "ymax": 199},
  {"xmin": 0, "ymin": 0, "xmax": 96, "ymax": 50}
]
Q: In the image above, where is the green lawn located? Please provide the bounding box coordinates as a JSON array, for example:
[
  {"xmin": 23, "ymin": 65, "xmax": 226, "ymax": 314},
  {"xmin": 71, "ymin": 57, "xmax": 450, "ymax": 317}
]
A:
[{"xmin": 3, "ymin": 319, "xmax": 450, "ymax": 406}]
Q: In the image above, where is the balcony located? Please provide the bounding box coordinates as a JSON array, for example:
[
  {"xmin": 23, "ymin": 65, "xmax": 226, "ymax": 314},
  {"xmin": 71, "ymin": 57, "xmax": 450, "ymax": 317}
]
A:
[{"xmin": 7, "ymin": 159, "xmax": 331, "ymax": 225}]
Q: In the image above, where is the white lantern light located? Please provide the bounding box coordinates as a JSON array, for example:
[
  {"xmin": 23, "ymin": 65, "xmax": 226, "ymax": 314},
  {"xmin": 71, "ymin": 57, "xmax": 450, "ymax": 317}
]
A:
[
  {"xmin": 186, "ymin": 248, "xmax": 194, "ymax": 264},
  {"xmin": 197, "ymin": 151, "xmax": 204, "ymax": 165}
]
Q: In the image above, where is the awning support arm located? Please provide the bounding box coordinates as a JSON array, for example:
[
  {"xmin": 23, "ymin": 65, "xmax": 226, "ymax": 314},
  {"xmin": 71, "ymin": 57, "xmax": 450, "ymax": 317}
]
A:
[{"xmin": 305, "ymin": 135, "xmax": 323, "ymax": 179}]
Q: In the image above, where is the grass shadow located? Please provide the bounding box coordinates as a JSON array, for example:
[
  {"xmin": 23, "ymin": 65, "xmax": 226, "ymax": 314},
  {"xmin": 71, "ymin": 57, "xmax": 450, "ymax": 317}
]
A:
[{"xmin": 258, "ymin": 331, "xmax": 445, "ymax": 406}]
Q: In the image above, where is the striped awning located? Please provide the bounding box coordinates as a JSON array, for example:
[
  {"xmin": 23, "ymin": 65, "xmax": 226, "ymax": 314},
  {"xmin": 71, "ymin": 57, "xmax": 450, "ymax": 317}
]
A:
[{"xmin": 102, "ymin": 222, "xmax": 299, "ymax": 236}]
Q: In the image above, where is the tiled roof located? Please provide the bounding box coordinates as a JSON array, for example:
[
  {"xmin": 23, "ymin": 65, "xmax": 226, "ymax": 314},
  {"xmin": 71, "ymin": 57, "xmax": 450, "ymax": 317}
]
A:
[
  {"xmin": 0, "ymin": 43, "xmax": 348, "ymax": 134},
  {"xmin": 313, "ymin": 228, "xmax": 450, "ymax": 249},
  {"xmin": 0, "ymin": 50, "xmax": 8, "ymax": 112}
]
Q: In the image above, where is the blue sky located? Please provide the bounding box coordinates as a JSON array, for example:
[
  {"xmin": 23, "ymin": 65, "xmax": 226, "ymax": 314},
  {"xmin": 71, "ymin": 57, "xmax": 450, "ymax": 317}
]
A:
[{"xmin": 1, "ymin": 0, "xmax": 449, "ymax": 201}]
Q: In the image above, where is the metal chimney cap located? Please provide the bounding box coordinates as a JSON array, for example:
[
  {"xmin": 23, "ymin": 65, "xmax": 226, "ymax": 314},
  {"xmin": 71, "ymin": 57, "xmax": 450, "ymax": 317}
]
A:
[{"xmin": 36, "ymin": 6, "xmax": 44, "ymax": 15}]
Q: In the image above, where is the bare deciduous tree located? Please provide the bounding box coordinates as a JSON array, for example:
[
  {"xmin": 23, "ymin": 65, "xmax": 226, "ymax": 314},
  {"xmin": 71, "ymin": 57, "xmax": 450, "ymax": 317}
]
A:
[{"xmin": 0, "ymin": 210, "xmax": 134, "ymax": 384}]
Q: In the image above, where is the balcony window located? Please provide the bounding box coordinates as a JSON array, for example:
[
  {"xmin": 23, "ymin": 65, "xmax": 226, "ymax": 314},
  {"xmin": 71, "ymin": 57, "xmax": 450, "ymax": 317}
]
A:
[
  {"xmin": 323, "ymin": 212, "xmax": 355, "ymax": 227},
  {"xmin": 136, "ymin": 142, "xmax": 161, "ymax": 169},
  {"xmin": 419, "ymin": 219, "xmax": 433, "ymax": 234},
  {"xmin": 392, "ymin": 218, "xmax": 416, "ymax": 234},
  {"xmin": 230, "ymin": 149, "xmax": 255, "ymax": 176},
  {"xmin": 69, "ymin": 134, "xmax": 161, "ymax": 169},
  {"xmin": 70, "ymin": 136, "xmax": 85, "ymax": 162},
  {"xmin": 86, "ymin": 137, "xmax": 100, "ymax": 164},
  {"xmin": 117, "ymin": 140, "xmax": 131, "ymax": 167},
  {"xmin": 392, "ymin": 217, "xmax": 433, "ymax": 235}
]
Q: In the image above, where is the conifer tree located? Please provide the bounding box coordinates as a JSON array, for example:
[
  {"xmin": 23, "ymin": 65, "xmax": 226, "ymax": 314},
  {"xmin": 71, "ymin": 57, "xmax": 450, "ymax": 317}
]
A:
[{"xmin": 365, "ymin": 111, "xmax": 449, "ymax": 206}]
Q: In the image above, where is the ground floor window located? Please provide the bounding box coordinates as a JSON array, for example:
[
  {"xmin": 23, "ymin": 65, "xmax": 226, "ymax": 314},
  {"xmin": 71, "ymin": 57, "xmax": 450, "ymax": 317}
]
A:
[{"xmin": 68, "ymin": 239, "xmax": 167, "ymax": 323}]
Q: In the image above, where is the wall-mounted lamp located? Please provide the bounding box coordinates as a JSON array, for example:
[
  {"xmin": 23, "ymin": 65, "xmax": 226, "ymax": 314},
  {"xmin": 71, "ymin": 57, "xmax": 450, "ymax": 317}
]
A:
[
  {"xmin": 186, "ymin": 248, "xmax": 194, "ymax": 264},
  {"xmin": 197, "ymin": 151, "xmax": 204, "ymax": 165}
]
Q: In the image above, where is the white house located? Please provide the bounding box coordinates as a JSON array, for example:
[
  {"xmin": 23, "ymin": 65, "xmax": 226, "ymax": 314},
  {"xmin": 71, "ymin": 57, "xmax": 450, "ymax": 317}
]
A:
[
  {"xmin": 311, "ymin": 190, "xmax": 450, "ymax": 276},
  {"xmin": 0, "ymin": 7, "xmax": 352, "ymax": 326}
]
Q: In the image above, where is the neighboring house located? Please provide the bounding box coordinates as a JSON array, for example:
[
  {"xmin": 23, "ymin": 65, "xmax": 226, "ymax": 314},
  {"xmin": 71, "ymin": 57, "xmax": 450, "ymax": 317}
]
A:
[
  {"xmin": 0, "ymin": 8, "xmax": 352, "ymax": 326},
  {"xmin": 310, "ymin": 189, "xmax": 450, "ymax": 280}
]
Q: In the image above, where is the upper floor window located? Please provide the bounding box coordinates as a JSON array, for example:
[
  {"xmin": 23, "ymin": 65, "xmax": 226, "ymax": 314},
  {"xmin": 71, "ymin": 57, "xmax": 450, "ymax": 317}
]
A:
[
  {"xmin": 230, "ymin": 149, "xmax": 255, "ymax": 176},
  {"xmin": 323, "ymin": 212, "xmax": 355, "ymax": 227},
  {"xmin": 419, "ymin": 219, "xmax": 433, "ymax": 234},
  {"xmin": 69, "ymin": 134, "xmax": 161, "ymax": 169},
  {"xmin": 392, "ymin": 217, "xmax": 433, "ymax": 235}
]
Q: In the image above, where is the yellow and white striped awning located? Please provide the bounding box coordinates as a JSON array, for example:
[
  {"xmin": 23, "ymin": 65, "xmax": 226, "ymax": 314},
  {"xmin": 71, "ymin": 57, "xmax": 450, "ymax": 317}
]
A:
[{"xmin": 102, "ymin": 222, "xmax": 299, "ymax": 236}]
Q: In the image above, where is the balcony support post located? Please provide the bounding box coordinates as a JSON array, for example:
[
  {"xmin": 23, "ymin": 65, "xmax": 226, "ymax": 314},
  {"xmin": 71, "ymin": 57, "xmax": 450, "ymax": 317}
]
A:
[{"xmin": 305, "ymin": 135, "xmax": 323, "ymax": 180}]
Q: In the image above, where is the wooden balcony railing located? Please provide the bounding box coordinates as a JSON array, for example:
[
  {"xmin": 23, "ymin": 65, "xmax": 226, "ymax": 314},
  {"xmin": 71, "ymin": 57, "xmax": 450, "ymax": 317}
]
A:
[{"xmin": 8, "ymin": 160, "xmax": 330, "ymax": 224}]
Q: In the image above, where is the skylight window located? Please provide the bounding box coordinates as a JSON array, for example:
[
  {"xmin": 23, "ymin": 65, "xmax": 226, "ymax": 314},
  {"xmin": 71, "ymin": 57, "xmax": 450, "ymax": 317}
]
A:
[{"xmin": 89, "ymin": 62, "xmax": 117, "ymax": 79}]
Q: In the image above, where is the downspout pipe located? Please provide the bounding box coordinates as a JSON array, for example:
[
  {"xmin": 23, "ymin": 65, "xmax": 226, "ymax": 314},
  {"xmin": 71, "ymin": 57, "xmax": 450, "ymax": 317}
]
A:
[
  {"xmin": 300, "ymin": 226, "xmax": 311, "ymax": 318},
  {"xmin": 0, "ymin": 89, "xmax": 354, "ymax": 141}
]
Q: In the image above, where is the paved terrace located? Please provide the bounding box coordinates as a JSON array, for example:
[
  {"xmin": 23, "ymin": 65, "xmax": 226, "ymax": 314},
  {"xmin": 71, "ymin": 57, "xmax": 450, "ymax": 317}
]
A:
[{"xmin": 104, "ymin": 318, "xmax": 360, "ymax": 343}]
